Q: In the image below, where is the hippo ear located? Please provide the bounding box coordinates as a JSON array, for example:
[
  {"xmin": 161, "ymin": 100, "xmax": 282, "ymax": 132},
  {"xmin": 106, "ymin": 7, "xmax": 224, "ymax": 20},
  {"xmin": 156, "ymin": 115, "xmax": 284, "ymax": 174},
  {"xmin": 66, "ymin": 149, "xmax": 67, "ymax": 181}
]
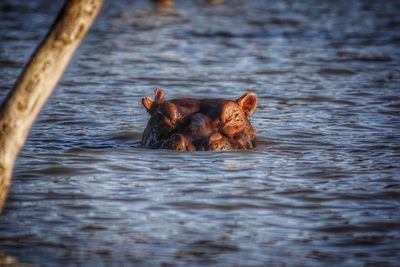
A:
[
  {"xmin": 236, "ymin": 92, "xmax": 257, "ymax": 117},
  {"xmin": 142, "ymin": 88, "xmax": 166, "ymax": 114},
  {"xmin": 154, "ymin": 88, "xmax": 165, "ymax": 104},
  {"xmin": 142, "ymin": 97, "xmax": 155, "ymax": 114}
]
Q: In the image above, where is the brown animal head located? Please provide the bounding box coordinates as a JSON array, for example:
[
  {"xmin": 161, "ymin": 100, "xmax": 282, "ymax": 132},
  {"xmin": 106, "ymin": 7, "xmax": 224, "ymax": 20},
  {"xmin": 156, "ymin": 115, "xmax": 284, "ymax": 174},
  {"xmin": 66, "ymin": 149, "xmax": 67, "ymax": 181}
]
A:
[{"xmin": 141, "ymin": 88, "xmax": 257, "ymax": 151}]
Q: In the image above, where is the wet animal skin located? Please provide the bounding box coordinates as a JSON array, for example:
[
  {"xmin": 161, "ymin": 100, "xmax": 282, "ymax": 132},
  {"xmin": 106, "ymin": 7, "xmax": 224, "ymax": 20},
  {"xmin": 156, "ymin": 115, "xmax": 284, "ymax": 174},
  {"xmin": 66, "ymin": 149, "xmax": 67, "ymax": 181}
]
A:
[{"xmin": 141, "ymin": 88, "xmax": 257, "ymax": 151}]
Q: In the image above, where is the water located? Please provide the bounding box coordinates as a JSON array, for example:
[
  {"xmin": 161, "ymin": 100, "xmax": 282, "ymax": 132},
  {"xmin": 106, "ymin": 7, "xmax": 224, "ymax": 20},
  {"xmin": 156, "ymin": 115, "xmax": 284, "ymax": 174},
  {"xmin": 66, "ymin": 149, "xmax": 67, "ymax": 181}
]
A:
[{"xmin": 1, "ymin": 0, "xmax": 400, "ymax": 266}]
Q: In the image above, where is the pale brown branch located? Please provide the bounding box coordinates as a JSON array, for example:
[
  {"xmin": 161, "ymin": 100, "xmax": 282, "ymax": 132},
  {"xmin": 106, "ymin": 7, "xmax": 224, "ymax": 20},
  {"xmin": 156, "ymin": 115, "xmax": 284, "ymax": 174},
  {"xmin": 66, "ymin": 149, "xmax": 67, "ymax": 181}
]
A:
[{"xmin": 0, "ymin": 0, "xmax": 104, "ymax": 213}]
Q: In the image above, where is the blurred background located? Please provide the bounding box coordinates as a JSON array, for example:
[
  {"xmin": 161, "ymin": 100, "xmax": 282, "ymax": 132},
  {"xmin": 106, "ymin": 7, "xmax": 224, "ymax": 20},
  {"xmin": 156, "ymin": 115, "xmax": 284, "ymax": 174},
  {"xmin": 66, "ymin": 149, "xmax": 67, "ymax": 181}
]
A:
[{"xmin": 0, "ymin": 0, "xmax": 399, "ymax": 266}]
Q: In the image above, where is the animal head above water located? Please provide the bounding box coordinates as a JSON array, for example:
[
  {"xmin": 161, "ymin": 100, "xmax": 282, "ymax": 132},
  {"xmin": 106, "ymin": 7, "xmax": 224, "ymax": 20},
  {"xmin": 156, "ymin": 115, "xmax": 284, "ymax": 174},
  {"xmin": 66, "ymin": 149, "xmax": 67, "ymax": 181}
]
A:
[{"xmin": 141, "ymin": 88, "xmax": 257, "ymax": 151}]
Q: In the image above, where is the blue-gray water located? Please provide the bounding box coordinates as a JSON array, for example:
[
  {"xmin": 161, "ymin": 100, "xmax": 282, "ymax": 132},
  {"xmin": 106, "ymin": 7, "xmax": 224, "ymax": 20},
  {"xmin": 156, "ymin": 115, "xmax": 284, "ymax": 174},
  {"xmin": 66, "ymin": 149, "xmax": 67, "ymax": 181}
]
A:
[{"xmin": 1, "ymin": 0, "xmax": 400, "ymax": 266}]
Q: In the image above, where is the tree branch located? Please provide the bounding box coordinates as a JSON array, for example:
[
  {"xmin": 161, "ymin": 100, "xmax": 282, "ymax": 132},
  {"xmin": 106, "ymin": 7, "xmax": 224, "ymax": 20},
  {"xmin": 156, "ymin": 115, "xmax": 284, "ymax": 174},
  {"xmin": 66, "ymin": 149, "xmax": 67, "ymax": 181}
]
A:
[{"xmin": 0, "ymin": 0, "xmax": 104, "ymax": 213}]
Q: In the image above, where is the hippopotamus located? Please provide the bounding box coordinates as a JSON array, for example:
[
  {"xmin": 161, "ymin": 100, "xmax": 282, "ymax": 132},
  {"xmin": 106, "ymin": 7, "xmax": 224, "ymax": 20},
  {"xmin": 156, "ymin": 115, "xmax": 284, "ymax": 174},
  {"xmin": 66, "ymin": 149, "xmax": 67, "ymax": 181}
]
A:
[{"xmin": 141, "ymin": 88, "xmax": 257, "ymax": 151}]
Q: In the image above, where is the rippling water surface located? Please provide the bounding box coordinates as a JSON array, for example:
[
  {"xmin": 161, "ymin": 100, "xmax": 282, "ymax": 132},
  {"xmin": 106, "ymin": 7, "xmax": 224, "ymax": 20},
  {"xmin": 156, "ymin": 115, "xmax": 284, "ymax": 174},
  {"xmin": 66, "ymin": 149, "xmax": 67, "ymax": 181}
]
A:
[{"xmin": 1, "ymin": 0, "xmax": 400, "ymax": 266}]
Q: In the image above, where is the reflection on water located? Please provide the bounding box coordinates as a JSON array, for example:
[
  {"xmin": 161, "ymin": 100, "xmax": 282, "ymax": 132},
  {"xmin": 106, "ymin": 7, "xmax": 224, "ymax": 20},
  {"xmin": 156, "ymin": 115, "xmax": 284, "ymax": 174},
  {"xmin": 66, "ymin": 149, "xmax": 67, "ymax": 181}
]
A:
[{"xmin": 1, "ymin": 0, "xmax": 400, "ymax": 266}]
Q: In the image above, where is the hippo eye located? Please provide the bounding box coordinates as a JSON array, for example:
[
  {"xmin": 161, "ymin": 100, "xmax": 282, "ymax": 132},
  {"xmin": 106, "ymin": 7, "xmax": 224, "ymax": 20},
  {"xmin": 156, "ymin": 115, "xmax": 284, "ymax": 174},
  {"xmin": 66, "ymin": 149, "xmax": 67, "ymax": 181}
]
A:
[{"xmin": 154, "ymin": 113, "xmax": 165, "ymax": 123}]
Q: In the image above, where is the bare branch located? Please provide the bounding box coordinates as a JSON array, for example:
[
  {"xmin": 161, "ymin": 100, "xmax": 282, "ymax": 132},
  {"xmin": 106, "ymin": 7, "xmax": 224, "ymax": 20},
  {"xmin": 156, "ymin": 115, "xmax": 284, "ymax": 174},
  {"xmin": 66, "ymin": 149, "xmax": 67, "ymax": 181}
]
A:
[{"xmin": 0, "ymin": 0, "xmax": 104, "ymax": 212}]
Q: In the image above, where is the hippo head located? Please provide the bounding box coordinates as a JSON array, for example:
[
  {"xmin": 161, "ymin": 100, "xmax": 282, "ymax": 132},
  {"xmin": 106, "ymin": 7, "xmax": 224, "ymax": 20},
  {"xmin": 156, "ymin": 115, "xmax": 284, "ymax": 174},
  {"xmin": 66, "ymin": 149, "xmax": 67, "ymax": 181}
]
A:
[
  {"xmin": 141, "ymin": 89, "xmax": 179, "ymax": 148},
  {"xmin": 141, "ymin": 88, "xmax": 257, "ymax": 151}
]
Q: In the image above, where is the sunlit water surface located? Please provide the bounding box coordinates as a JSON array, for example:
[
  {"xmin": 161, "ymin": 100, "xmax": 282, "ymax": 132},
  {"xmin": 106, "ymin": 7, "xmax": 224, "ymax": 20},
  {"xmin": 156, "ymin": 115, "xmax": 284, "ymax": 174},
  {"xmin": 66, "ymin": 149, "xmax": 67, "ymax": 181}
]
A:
[{"xmin": 0, "ymin": 0, "xmax": 399, "ymax": 266}]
